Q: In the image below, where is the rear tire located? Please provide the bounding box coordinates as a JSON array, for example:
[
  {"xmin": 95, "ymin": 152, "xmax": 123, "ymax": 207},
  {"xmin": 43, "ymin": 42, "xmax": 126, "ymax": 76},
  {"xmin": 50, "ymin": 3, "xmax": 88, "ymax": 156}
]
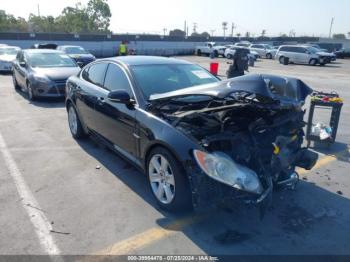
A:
[
  {"xmin": 147, "ymin": 147, "xmax": 192, "ymax": 212},
  {"xmin": 67, "ymin": 104, "xmax": 86, "ymax": 139},
  {"xmin": 214, "ymin": 50, "xmax": 219, "ymax": 57},
  {"xmin": 309, "ymin": 59, "xmax": 317, "ymax": 66},
  {"xmin": 197, "ymin": 49, "xmax": 202, "ymax": 56},
  {"xmin": 226, "ymin": 54, "xmax": 232, "ymax": 59}
]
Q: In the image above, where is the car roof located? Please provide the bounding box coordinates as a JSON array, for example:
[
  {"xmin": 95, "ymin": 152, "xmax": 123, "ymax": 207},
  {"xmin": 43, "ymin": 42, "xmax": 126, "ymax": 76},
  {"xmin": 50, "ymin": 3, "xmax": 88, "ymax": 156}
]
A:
[
  {"xmin": 0, "ymin": 45, "xmax": 20, "ymax": 49},
  {"xmin": 104, "ymin": 56, "xmax": 192, "ymax": 66},
  {"xmin": 58, "ymin": 45, "xmax": 84, "ymax": 48},
  {"xmin": 24, "ymin": 49, "xmax": 64, "ymax": 54}
]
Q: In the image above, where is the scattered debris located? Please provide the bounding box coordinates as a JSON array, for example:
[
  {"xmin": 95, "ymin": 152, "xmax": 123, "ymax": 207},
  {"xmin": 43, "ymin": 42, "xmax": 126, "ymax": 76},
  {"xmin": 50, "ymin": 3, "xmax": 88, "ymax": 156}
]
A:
[
  {"xmin": 26, "ymin": 203, "xmax": 46, "ymax": 213},
  {"xmin": 302, "ymin": 176, "xmax": 308, "ymax": 181},
  {"xmin": 279, "ymin": 205, "xmax": 314, "ymax": 233},
  {"xmin": 214, "ymin": 229, "xmax": 250, "ymax": 244},
  {"xmin": 95, "ymin": 165, "xmax": 101, "ymax": 170},
  {"xmin": 337, "ymin": 190, "xmax": 343, "ymax": 195},
  {"xmin": 50, "ymin": 230, "xmax": 70, "ymax": 235}
]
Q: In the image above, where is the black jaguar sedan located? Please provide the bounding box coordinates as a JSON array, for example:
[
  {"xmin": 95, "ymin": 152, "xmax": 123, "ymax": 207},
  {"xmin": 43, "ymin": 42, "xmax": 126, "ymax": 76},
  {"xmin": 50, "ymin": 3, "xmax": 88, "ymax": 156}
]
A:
[{"xmin": 65, "ymin": 56, "xmax": 317, "ymax": 213}]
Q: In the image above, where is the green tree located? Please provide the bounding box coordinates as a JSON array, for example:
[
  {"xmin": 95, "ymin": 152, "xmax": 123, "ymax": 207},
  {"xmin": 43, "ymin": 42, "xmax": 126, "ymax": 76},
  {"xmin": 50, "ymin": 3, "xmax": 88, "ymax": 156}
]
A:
[
  {"xmin": 86, "ymin": 0, "xmax": 111, "ymax": 32},
  {"xmin": 333, "ymin": 33, "xmax": 346, "ymax": 40},
  {"xmin": 201, "ymin": 31, "xmax": 210, "ymax": 38},
  {"xmin": 0, "ymin": 10, "xmax": 28, "ymax": 32},
  {"xmin": 169, "ymin": 29, "xmax": 185, "ymax": 37}
]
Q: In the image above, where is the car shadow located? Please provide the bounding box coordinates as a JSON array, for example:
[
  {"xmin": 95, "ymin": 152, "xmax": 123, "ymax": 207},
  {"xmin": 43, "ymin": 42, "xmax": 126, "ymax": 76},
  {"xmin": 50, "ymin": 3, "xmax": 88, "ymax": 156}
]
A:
[
  {"xmin": 0, "ymin": 71, "xmax": 13, "ymax": 76},
  {"xmin": 155, "ymin": 179, "xmax": 350, "ymax": 255},
  {"xmin": 14, "ymin": 88, "xmax": 65, "ymax": 108},
  {"xmin": 310, "ymin": 141, "xmax": 349, "ymax": 164},
  {"xmin": 76, "ymin": 135, "xmax": 350, "ymax": 255}
]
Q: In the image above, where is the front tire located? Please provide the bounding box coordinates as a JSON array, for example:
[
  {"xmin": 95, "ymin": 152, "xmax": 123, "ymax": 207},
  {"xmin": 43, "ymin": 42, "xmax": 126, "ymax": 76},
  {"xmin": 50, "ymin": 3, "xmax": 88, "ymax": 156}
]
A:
[
  {"xmin": 147, "ymin": 147, "xmax": 192, "ymax": 212},
  {"xmin": 67, "ymin": 104, "xmax": 86, "ymax": 139},
  {"xmin": 197, "ymin": 49, "xmax": 202, "ymax": 56},
  {"xmin": 309, "ymin": 59, "xmax": 317, "ymax": 66},
  {"xmin": 279, "ymin": 56, "xmax": 285, "ymax": 64},
  {"xmin": 266, "ymin": 53, "xmax": 272, "ymax": 59}
]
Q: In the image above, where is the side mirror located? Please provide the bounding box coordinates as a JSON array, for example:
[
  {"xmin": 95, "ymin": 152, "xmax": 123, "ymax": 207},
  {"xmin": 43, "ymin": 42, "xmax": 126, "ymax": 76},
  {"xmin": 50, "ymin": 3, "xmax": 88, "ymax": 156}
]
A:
[
  {"xmin": 19, "ymin": 61, "xmax": 26, "ymax": 67},
  {"xmin": 108, "ymin": 90, "xmax": 135, "ymax": 105}
]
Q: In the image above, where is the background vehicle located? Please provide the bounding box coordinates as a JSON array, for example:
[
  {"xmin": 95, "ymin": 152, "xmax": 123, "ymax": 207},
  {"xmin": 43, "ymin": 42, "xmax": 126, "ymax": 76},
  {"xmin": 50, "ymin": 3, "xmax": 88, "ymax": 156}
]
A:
[
  {"xmin": 57, "ymin": 45, "xmax": 96, "ymax": 67},
  {"xmin": 0, "ymin": 45, "xmax": 20, "ymax": 72},
  {"xmin": 65, "ymin": 56, "xmax": 317, "ymax": 213},
  {"xmin": 335, "ymin": 48, "xmax": 350, "ymax": 59},
  {"xmin": 249, "ymin": 44, "xmax": 276, "ymax": 59},
  {"xmin": 275, "ymin": 45, "xmax": 333, "ymax": 66},
  {"xmin": 31, "ymin": 43, "xmax": 58, "ymax": 49},
  {"xmin": 224, "ymin": 45, "xmax": 257, "ymax": 61},
  {"xmin": 12, "ymin": 49, "xmax": 80, "ymax": 100},
  {"xmin": 305, "ymin": 44, "xmax": 336, "ymax": 61},
  {"xmin": 234, "ymin": 42, "xmax": 251, "ymax": 48},
  {"xmin": 195, "ymin": 42, "xmax": 226, "ymax": 57}
]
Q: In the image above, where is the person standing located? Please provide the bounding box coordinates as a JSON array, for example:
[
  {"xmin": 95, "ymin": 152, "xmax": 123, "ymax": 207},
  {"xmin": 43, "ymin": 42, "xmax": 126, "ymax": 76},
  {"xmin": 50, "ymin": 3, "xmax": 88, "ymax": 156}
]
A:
[{"xmin": 119, "ymin": 41, "xmax": 128, "ymax": 56}]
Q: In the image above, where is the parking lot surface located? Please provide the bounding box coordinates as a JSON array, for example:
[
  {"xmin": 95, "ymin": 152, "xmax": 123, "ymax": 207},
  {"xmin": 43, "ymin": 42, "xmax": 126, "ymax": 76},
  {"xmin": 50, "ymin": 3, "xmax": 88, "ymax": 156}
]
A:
[{"xmin": 1, "ymin": 57, "xmax": 350, "ymax": 256}]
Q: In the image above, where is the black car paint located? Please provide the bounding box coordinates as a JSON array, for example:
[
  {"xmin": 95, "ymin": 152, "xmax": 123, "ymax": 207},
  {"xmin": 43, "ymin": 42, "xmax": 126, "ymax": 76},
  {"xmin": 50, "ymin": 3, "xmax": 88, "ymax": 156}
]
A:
[{"xmin": 66, "ymin": 57, "xmax": 316, "ymax": 211}]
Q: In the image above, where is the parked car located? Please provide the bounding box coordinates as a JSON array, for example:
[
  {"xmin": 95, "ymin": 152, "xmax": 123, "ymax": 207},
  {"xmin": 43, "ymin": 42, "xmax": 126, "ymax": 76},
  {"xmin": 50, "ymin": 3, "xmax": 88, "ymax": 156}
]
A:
[
  {"xmin": 0, "ymin": 46, "xmax": 20, "ymax": 72},
  {"xmin": 31, "ymin": 43, "xmax": 58, "ymax": 50},
  {"xmin": 12, "ymin": 49, "xmax": 80, "ymax": 100},
  {"xmin": 335, "ymin": 48, "xmax": 350, "ymax": 59},
  {"xmin": 195, "ymin": 42, "xmax": 226, "ymax": 57},
  {"xmin": 57, "ymin": 45, "xmax": 96, "ymax": 67},
  {"xmin": 65, "ymin": 56, "xmax": 317, "ymax": 214},
  {"xmin": 224, "ymin": 46, "xmax": 258, "ymax": 61},
  {"xmin": 305, "ymin": 44, "xmax": 336, "ymax": 61},
  {"xmin": 249, "ymin": 44, "xmax": 276, "ymax": 59},
  {"xmin": 234, "ymin": 42, "xmax": 251, "ymax": 48},
  {"xmin": 275, "ymin": 45, "xmax": 333, "ymax": 66}
]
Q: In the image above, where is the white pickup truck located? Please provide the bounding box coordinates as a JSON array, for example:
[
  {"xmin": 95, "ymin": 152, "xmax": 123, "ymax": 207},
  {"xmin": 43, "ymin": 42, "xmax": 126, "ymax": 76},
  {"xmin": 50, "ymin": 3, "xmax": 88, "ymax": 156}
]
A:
[{"xmin": 195, "ymin": 42, "xmax": 226, "ymax": 57}]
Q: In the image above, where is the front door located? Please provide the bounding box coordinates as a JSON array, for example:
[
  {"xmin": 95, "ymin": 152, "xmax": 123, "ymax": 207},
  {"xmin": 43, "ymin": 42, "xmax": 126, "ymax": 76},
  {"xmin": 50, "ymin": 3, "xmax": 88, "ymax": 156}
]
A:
[{"xmin": 93, "ymin": 63, "xmax": 138, "ymax": 162}]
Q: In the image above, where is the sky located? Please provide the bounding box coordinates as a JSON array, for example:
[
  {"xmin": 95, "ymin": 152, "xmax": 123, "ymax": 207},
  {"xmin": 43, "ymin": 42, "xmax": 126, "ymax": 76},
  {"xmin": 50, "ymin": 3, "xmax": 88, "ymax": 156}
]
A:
[{"xmin": 0, "ymin": 0, "xmax": 349, "ymax": 37}]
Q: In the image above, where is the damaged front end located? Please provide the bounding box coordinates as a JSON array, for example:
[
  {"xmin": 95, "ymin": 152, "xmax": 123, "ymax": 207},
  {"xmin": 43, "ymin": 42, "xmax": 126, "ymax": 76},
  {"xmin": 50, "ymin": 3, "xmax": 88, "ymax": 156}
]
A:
[{"xmin": 149, "ymin": 74, "xmax": 318, "ymax": 216}]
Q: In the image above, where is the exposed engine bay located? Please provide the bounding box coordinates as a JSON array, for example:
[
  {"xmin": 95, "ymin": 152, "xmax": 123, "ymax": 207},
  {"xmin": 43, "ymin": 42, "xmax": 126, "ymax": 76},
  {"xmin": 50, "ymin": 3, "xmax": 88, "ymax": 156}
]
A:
[{"xmin": 149, "ymin": 74, "xmax": 318, "ymax": 211}]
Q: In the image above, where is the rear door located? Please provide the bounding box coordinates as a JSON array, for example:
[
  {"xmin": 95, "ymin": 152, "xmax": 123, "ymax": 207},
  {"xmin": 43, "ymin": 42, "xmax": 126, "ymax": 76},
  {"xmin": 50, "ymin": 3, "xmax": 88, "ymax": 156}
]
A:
[
  {"xmin": 75, "ymin": 62, "xmax": 108, "ymax": 131},
  {"xmin": 93, "ymin": 63, "xmax": 138, "ymax": 160},
  {"xmin": 295, "ymin": 47, "xmax": 308, "ymax": 63}
]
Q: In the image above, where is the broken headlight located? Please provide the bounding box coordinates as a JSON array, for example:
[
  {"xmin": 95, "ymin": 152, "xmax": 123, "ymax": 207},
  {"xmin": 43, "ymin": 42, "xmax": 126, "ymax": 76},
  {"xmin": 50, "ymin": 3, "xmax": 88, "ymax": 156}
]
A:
[{"xmin": 193, "ymin": 150, "xmax": 263, "ymax": 194}]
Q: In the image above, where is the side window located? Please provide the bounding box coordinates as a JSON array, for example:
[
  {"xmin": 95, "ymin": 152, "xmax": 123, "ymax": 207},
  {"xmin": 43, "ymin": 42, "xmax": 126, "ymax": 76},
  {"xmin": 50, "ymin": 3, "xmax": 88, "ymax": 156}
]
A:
[
  {"xmin": 82, "ymin": 63, "xmax": 108, "ymax": 86},
  {"xmin": 288, "ymin": 46, "xmax": 298, "ymax": 53},
  {"xmin": 279, "ymin": 46, "xmax": 287, "ymax": 52},
  {"xmin": 103, "ymin": 64, "xmax": 132, "ymax": 95}
]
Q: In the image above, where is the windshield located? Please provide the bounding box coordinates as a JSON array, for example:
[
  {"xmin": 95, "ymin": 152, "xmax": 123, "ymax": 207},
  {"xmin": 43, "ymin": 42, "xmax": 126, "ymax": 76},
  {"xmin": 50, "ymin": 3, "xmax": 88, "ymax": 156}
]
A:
[
  {"xmin": 27, "ymin": 52, "xmax": 77, "ymax": 68},
  {"xmin": 130, "ymin": 64, "xmax": 219, "ymax": 100},
  {"xmin": 64, "ymin": 47, "xmax": 88, "ymax": 55},
  {"xmin": 307, "ymin": 47, "xmax": 320, "ymax": 54},
  {"xmin": 264, "ymin": 44, "xmax": 274, "ymax": 50},
  {"xmin": 0, "ymin": 48, "xmax": 20, "ymax": 55}
]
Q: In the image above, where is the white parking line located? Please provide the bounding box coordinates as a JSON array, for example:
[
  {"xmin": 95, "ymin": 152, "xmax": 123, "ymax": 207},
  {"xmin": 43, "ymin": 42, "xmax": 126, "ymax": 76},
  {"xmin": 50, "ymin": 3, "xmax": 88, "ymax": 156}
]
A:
[{"xmin": 0, "ymin": 131, "xmax": 61, "ymax": 256}]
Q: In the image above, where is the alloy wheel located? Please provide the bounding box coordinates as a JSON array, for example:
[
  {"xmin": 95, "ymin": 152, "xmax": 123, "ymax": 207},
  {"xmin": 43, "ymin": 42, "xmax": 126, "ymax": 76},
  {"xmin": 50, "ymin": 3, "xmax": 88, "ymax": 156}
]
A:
[
  {"xmin": 68, "ymin": 106, "xmax": 78, "ymax": 136},
  {"xmin": 148, "ymin": 154, "xmax": 175, "ymax": 204}
]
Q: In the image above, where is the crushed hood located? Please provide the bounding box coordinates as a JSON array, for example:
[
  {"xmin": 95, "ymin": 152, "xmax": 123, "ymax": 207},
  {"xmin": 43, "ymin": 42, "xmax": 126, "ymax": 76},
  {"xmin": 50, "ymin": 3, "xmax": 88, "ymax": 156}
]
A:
[{"xmin": 149, "ymin": 74, "xmax": 313, "ymax": 106}]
